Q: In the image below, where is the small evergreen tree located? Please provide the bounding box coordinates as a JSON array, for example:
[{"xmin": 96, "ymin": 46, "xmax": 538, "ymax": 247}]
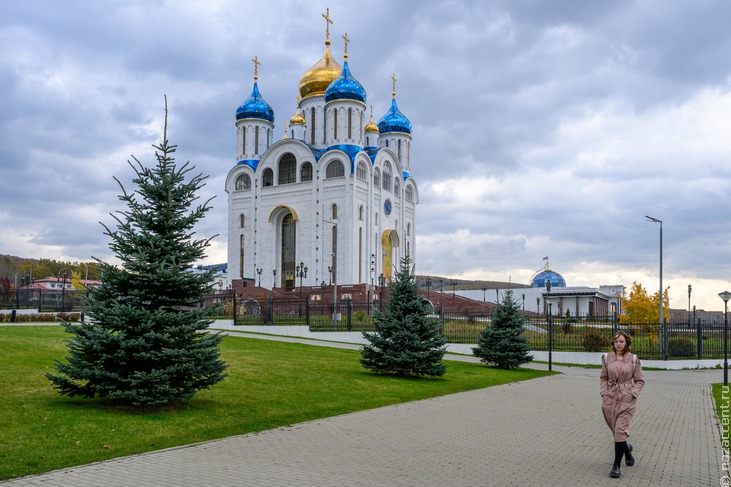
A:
[
  {"xmin": 472, "ymin": 290, "xmax": 533, "ymax": 369},
  {"xmin": 360, "ymin": 256, "xmax": 446, "ymax": 377},
  {"xmin": 46, "ymin": 100, "xmax": 227, "ymax": 407}
]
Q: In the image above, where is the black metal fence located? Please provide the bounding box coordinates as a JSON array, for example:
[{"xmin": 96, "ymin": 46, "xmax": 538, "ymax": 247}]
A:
[
  {"xmin": 0, "ymin": 289, "xmax": 88, "ymax": 312},
  {"xmin": 2, "ymin": 291, "xmax": 726, "ymax": 360}
]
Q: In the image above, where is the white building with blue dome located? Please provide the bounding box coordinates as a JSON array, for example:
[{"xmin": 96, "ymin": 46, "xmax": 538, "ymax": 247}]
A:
[{"xmin": 225, "ymin": 15, "xmax": 417, "ymax": 290}]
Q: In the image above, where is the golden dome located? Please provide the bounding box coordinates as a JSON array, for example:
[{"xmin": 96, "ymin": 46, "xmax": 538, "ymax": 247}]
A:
[
  {"xmin": 365, "ymin": 118, "xmax": 379, "ymax": 133},
  {"xmin": 289, "ymin": 110, "xmax": 306, "ymax": 125},
  {"xmin": 299, "ymin": 40, "xmax": 342, "ymax": 99}
]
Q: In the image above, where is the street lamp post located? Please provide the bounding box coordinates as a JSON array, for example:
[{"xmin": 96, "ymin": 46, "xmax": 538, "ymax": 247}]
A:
[
  {"xmin": 522, "ymin": 293, "xmax": 525, "ymax": 311},
  {"xmin": 688, "ymin": 284, "xmax": 692, "ymax": 328},
  {"xmin": 719, "ymin": 291, "xmax": 731, "ymax": 386},
  {"xmin": 481, "ymin": 286, "xmax": 487, "ymax": 302},
  {"xmin": 296, "ymin": 262, "xmax": 308, "ymax": 317},
  {"xmin": 426, "ymin": 277, "xmax": 432, "ymax": 302},
  {"xmin": 645, "ymin": 215, "xmax": 663, "ymax": 350},
  {"xmin": 272, "ymin": 269, "xmax": 277, "ymax": 288},
  {"xmin": 378, "ymin": 273, "xmax": 386, "ymax": 310},
  {"xmin": 256, "ymin": 268, "xmax": 262, "ymax": 287},
  {"xmin": 451, "ymin": 280, "xmax": 457, "ymax": 298},
  {"xmin": 328, "ymin": 266, "xmax": 333, "ymax": 286},
  {"xmin": 546, "ymin": 280, "xmax": 553, "ymax": 372},
  {"xmin": 536, "ymin": 297, "xmax": 540, "ymax": 314}
]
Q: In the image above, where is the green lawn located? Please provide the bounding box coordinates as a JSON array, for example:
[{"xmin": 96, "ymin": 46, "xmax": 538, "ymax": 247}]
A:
[
  {"xmin": 0, "ymin": 326, "xmax": 552, "ymax": 480},
  {"xmin": 713, "ymin": 383, "xmax": 731, "ymax": 446}
]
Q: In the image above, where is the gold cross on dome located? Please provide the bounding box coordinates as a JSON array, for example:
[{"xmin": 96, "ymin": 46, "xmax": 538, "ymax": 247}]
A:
[
  {"xmin": 322, "ymin": 8, "xmax": 333, "ymax": 40},
  {"xmin": 370, "ymin": 104, "xmax": 374, "ymax": 118},
  {"xmin": 391, "ymin": 73, "xmax": 397, "ymax": 97},
  {"xmin": 342, "ymin": 32, "xmax": 350, "ymax": 57},
  {"xmin": 251, "ymin": 55, "xmax": 260, "ymax": 80},
  {"xmin": 296, "ymin": 95, "xmax": 301, "ymax": 109}
]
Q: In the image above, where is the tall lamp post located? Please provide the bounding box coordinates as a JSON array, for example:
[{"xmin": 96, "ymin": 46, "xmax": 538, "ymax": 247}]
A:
[
  {"xmin": 378, "ymin": 273, "xmax": 386, "ymax": 310},
  {"xmin": 272, "ymin": 269, "xmax": 277, "ymax": 288},
  {"xmin": 451, "ymin": 279, "xmax": 457, "ymax": 298},
  {"xmin": 645, "ymin": 215, "xmax": 663, "ymax": 339},
  {"xmin": 425, "ymin": 277, "xmax": 432, "ymax": 301},
  {"xmin": 481, "ymin": 286, "xmax": 488, "ymax": 302},
  {"xmin": 256, "ymin": 268, "xmax": 262, "ymax": 287},
  {"xmin": 546, "ymin": 280, "xmax": 553, "ymax": 372},
  {"xmin": 324, "ymin": 219, "xmax": 338, "ymax": 329},
  {"xmin": 687, "ymin": 284, "xmax": 692, "ymax": 328},
  {"xmin": 719, "ymin": 291, "xmax": 731, "ymax": 386},
  {"xmin": 296, "ymin": 262, "xmax": 307, "ymax": 318}
]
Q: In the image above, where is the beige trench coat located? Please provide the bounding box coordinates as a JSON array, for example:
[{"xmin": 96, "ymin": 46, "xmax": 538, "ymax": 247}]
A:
[{"xmin": 600, "ymin": 352, "xmax": 645, "ymax": 442}]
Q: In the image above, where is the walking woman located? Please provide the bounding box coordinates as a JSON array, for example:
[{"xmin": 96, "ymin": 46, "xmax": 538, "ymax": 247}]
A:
[{"xmin": 600, "ymin": 331, "xmax": 645, "ymax": 478}]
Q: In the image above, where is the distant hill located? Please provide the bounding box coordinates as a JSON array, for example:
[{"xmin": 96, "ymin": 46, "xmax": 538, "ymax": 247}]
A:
[{"xmin": 414, "ymin": 275, "xmax": 530, "ymax": 291}]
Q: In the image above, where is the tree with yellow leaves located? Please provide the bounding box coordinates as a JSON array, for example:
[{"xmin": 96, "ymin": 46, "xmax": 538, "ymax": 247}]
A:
[{"xmin": 618, "ymin": 282, "xmax": 670, "ymax": 342}]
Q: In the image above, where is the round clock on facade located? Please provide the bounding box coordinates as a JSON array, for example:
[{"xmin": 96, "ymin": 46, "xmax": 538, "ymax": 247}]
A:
[{"xmin": 384, "ymin": 198, "xmax": 392, "ymax": 216}]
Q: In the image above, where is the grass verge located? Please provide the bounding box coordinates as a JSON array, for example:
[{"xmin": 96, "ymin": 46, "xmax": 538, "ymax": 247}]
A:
[
  {"xmin": 713, "ymin": 383, "xmax": 731, "ymax": 445},
  {"xmin": 0, "ymin": 326, "xmax": 552, "ymax": 480}
]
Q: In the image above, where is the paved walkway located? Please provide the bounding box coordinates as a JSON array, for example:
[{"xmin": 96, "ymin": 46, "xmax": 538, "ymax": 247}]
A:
[{"xmin": 1, "ymin": 331, "xmax": 725, "ymax": 486}]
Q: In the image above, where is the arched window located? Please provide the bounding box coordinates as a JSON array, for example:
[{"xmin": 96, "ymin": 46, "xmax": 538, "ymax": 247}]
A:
[
  {"xmin": 326, "ymin": 160, "xmax": 344, "ymax": 179},
  {"xmin": 356, "ymin": 162, "xmax": 367, "ymax": 181},
  {"xmin": 394, "ymin": 178, "xmax": 400, "ymax": 195},
  {"xmin": 398, "ymin": 139, "xmax": 402, "ymax": 161},
  {"xmin": 235, "ymin": 173, "xmax": 251, "ymax": 191},
  {"xmin": 383, "ymin": 162, "xmax": 392, "ymax": 192},
  {"xmin": 239, "ymin": 235, "xmax": 245, "ymax": 278},
  {"xmin": 301, "ymin": 162, "xmax": 313, "ymax": 182},
  {"xmin": 407, "ymin": 222, "xmax": 411, "ymax": 236},
  {"xmin": 331, "ymin": 203, "xmax": 338, "ymax": 219},
  {"xmin": 255, "ymin": 126, "xmax": 259, "ymax": 155},
  {"xmin": 242, "ymin": 126, "xmax": 246, "ymax": 153},
  {"xmin": 348, "ymin": 108, "xmax": 352, "ymax": 139},
  {"xmin": 240, "ymin": 214, "xmax": 245, "ymax": 228},
  {"xmin": 334, "ymin": 109, "xmax": 338, "ymax": 139},
  {"xmin": 359, "ymin": 205, "xmax": 364, "ymax": 221},
  {"xmin": 262, "ymin": 168, "xmax": 274, "ymax": 187},
  {"xmin": 375, "ymin": 211, "xmax": 379, "ymax": 225},
  {"xmin": 374, "ymin": 168, "xmax": 381, "ymax": 187},
  {"xmin": 310, "ymin": 107, "xmax": 316, "ymax": 145},
  {"xmin": 278, "ymin": 153, "xmax": 296, "ymax": 184},
  {"xmin": 405, "ymin": 186, "xmax": 414, "ymax": 202}
]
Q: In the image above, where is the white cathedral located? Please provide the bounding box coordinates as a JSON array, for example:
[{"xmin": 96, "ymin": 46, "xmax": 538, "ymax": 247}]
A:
[{"xmin": 225, "ymin": 15, "xmax": 417, "ymax": 291}]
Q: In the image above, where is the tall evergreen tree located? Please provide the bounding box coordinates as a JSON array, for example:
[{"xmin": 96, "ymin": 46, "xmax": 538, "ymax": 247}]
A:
[
  {"xmin": 473, "ymin": 290, "xmax": 533, "ymax": 369},
  {"xmin": 360, "ymin": 256, "xmax": 446, "ymax": 377},
  {"xmin": 47, "ymin": 100, "xmax": 227, "ymax": 407}
]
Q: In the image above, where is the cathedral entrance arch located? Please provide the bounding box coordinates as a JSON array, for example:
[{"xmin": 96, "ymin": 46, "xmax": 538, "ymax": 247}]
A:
[
  {"xmin": 269, "ymin": 205, "xmax": 299, "ymax": 288},
  {"xmin": 380, "ymin": 229, "xmax": 400, "ymax": 282}
]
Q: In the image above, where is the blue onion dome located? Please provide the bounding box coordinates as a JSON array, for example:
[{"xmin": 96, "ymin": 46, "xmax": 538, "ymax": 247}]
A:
[
  {"xmin": 236, "ymin": 82, "xmax": 274, "ymax": 122},
  {"xmin": 325, "ymin": 61, "xmax": 366, "ymax": 103},
  {"xmin": 530, "ymin": 263, "xmax": 567, "ymax": 288},
  {"xmin": 378, "ymin": 96, "xmax": 412, "ymax": 134}
]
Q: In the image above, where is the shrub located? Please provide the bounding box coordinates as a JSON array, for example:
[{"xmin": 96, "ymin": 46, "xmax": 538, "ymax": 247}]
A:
[
  {"xmin": 583, "ymin": 329, "xmax": 608, "ymax": 352},
  {"xmin": 668, "ymin": 338, "xmax": 695, "ymax": 358}
]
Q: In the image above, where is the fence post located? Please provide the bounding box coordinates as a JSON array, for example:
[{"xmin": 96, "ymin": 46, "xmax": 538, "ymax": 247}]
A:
[
  {"xmin": 346, "ymin": 300, "xmax": 352, "ymax": 332},
  {"xmin": 612, "ymin": 311, "xmax": 617, "ymax": 335},
  {"xmin": 232, "ymin": 293, "xmax": 237, "ymax": 325},
  {"xmin": 11, "ymin": 309, "xmax": 16, "ymax": 323},
  {"xmin": 696, "ymin": 317, "xmax": 702, "ymax": 360},
  {"xmin": 305, "ymin": 298, "xmax": 310, "ymax": 327},
  {"xmin": 439, "ymin": 302, "xmax": 444, "ymax": 336},
  {"xmin": 268, "ymin": 296, "xmax": 274, "ymax": 325},
  {"xmin": 663, "ymin": 319, "xmax": 669, "ymax": 361}
]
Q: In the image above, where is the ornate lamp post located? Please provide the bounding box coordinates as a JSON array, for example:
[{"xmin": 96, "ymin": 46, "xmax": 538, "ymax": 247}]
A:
[
  {"xmin": 719, "ymin": 291, "xmax": 731, "ymax": 386},
  {"xmin": 451, "ymin": 279, "xmax": 457, "ymax": 298},
  {"xmin": 536, "ymin": 297, "xmax": 540, "ymax": 314},
  {"xmin": 296, "ymin": 262, "xmax": 307, "ymax": 317},
  {"xmin": 256, "ymin": 268, "xmax": 262, "ymax": 287},
  {"xmin": 272, "ymin": 269, "xmax": 277, "ymax": 288},
  {"xmin": 328, "ymin": 266, "xmax": 333, "ymax": 286}
]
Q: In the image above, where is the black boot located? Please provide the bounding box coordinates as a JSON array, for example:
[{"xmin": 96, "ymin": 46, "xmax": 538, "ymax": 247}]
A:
[
  {"xmin": 610, "ymin": 441, "xmax": 626, "ymax": 478},
  {"xmin": 625, "ymin": 443, "xmax": 635, "ymax": 466}
]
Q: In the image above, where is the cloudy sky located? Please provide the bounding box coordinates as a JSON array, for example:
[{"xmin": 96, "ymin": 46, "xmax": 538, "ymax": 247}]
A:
[{"xmin": 2, "ymin": 0, "xmax": 730, "ymax": 311}]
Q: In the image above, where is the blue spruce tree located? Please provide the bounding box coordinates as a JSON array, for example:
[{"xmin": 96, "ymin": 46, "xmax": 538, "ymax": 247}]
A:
[{"xmin": 46, "ymin": 100, "xmax": 227, "ymax": 407}]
